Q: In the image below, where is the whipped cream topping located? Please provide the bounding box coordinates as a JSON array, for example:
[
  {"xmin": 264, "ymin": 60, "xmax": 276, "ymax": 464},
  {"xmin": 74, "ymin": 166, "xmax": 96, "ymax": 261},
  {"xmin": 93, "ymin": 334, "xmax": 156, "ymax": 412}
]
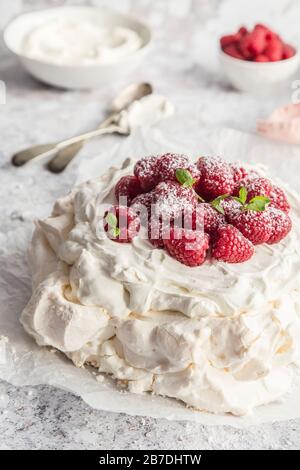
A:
[
  {"xmin": 21, "ymin": 158, "xmax": 300, "ymax": 416},
  {"xmin": 22, "ymin": 19, "xmax": 142, "ymax": 66}
]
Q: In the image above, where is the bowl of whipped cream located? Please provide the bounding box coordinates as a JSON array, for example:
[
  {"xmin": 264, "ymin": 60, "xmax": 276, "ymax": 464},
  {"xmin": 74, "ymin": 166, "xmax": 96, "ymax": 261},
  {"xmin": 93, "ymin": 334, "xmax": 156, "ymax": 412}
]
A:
[{"xmin": 3, "ymin": 6, "xmax": 151, "ymax": 89}]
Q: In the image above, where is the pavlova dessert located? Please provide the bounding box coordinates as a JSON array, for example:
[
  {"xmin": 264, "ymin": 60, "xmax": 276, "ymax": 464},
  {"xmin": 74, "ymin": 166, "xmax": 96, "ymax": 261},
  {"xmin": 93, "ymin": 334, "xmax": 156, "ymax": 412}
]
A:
[{"xmin": 21, "ymin": 153, "xmax": 300, "ymax": 416}]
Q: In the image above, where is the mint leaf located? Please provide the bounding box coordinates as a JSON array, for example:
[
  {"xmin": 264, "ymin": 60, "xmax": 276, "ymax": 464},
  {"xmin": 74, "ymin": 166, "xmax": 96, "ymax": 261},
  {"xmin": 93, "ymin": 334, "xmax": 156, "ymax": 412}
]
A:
[
  {"xmin": 245, "ymin": 196, "xmax": 270, "ymax": 212},
  {"xmin": 109, "ymin": 227, "xmax": 121, "ymax": 238},
  {"xmin": 239, "ymin": 187, "xmax": 248, "ymax": 205},
  {"xmin": 211, "ymin": 194, "xmax": 229, "ymax": 215},
  {"xmin": 105, "ymin": 212, "xmax": 118, "ymax": 228},
  {"xmin": 176, "ymin": 168, "xmax": 196, "ymax": 188}
]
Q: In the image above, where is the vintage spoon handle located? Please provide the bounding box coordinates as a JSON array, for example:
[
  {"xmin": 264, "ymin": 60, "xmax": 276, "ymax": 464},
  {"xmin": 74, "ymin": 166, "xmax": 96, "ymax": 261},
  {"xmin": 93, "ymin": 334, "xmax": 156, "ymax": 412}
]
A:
[
  {"xmin": 47, "ymin": 124, "xmax": 129, "ymax": 173},
  {"xmin": 12, "ymin": 143, "xmax": 56, "ymax": 166},
  {"xmin": 47, "ymin": 140, "xmax": 87, "ymax": 173}
]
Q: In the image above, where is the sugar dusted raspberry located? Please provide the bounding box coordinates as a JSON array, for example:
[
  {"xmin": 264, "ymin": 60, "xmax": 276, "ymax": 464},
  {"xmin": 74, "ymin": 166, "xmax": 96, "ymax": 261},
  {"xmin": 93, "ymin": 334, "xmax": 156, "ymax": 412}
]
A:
[
  {"xmin": 230, "ymin": 162, "xmax": 248, "ymax": 184},
  {"xmin": 158, "ymin": 153, "xmax": 200, "ymax": 183},
  {"xmin": 152, "ymin": 180, "xmax": 198, "ymax": 220},
  {"xmin": 115, "ymin": 175, "xmax": 143, "ymax": 205},
  {"xmin": 148, "ymin": 218, "xmax": 171, "ymax": 248},
  {"xmin": 221, "ymin": 197, "xmax": 242, "ymax": 219},
  {"xmin": 267, "ymin": 208, "xmax": 292, "ymax": 244},
  {"xmin": 196, "ymin": 156, "xmax": 235, "ymax": 201},
  {"xmin": 130, "ymin": 192, "xmax": 154, "ymax": 225},
  {"xmin": 244, "ymin": 176, "xmax": 272, "ymax": 201},
  {"xmin": 104, "ymin": 206, "xmax": 140, "ymax": 243},
  {"xmin": 201, "ymin": 203, "xmax": 226, "ymax": 235},
  {"xmin": 134, "ymin": 156, "xmax": 159, "ymax": 192},
  {"xmin": 164, "ymin": 228, "xmax": 210, "ymax": 267},
  {"xmin": 269, "ymin": 186, "xmax": 290, "ymax": 213},
  {"xmin": 212, "ymin": 225, "xmax": 254, "ymax": 263},
  {"xmin": 228, "ymin": 208, "xmax": 272, "ymax": 245}
]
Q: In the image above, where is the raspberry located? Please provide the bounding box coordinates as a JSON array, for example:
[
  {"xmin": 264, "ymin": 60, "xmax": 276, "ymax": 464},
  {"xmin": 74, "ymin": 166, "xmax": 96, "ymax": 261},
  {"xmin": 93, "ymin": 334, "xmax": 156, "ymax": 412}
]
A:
[
  {"xmin": 164, "ymin": 228, "xmax": 210, "ymax": 267},
  {"xmin": 238, "ymin": 26, "xmax": 248, "ymax": 37},
  {"xmin": 212, "ymin": 225, "xmax": 254, "ymax": 263},
  {"xmin": 152, "ymin": 180, "xmax": 197, "ymax": 220},
  {"xmin": 223, "ymin": 44, "xmax": 244, "ymax": 59},
  {"xmin": 246, "ymin": 27, "xmax": 267, "ymax": 55},
  {"xmin": 130, "ymin": 192, "xmax": 154, "ymax": 225},
  {"xmin": 264, "ymin": 36, "xmax": 283, "ymax": 61},
  {"xmin": 115, "ymin": 175, "xmax": 143, "ymax": 205},
  {"xmin": 158, "ymin": 153, "xmax": 200, "ymax": 183},
  {"xmin": 239, "ymin": 34, "xmax": 255, "ymax": 59},
  {"xmin": 103, "ymin": 206, "xmax": 140, "ymax": 243},
  {"xmin": 196, "ymin": 156, "xmax": 235, "ymax": 201},
  {"xmin": 255, "ymin": 54, "xmax": 269, "ymax": 62},
  {"xmin": 220, "ymin": 34, "xmax": 239, "ymax": 49},
  {"xmin": 228, "ymin": 207, "xmax": 272, "ymax": 245},
  {"xmin": 269, "ymin": 186, "xmax": 290, "ymax": 213},
  {"xmin": 267, "ymin": 208, "xmax": 292, "ymax": 244},
  {"xmin": 201, "ymin": 203, "xmax": 226, "ymax": 235},
  {"xmin": 148, "ymin": 218, "xmax": 171, "ymax": 248},
  {"xmin": 134, "ymin": 156, "xmax": 159, "ymax": 191},
  {"xmin": 282, "ymin": 44, "xmax": 296, "ymax": 59},
  {"xmin": 230, "ymin": 162, "xmax": 248, "ymax": 184},
  {"xmin": 244, "ymin": 176, "xmax": 272, "ymax": 201}
]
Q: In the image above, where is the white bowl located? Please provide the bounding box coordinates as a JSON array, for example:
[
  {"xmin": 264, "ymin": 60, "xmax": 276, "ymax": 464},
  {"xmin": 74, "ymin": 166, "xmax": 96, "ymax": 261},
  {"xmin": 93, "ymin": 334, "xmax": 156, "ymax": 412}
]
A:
[
  {"xmin": 3, "ymin": 6, "xmax": 152, "ymax": 89},
  {"xmin": 220, "ymin": 48, "xmax": 300, "ymax": 94}
]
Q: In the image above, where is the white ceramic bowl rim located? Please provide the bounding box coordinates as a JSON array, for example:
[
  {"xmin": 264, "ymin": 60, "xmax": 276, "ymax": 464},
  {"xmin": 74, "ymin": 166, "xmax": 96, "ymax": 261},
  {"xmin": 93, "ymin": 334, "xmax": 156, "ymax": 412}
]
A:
[
  {"xmin": 3, "ymin": 5, "xmax": 152, "ymax": 69},
  {"xmin": 219, "ymin": 47, "xmax": 299, "ymax": 67}
]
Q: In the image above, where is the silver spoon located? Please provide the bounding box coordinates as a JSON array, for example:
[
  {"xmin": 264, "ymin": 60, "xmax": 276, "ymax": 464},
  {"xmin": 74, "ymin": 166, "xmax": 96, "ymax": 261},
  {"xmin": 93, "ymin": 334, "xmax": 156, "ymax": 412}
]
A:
[{"xmin": 12, "ymin": 82, "xmax": 153, "ymax": 172}]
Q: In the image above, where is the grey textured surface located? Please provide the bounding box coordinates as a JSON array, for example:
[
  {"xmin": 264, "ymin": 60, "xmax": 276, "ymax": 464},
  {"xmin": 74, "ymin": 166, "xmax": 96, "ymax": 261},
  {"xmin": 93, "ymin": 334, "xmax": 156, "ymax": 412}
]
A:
[{"xmin": 1, "ymin": 0, "xmax": 300, "ymax": 450}]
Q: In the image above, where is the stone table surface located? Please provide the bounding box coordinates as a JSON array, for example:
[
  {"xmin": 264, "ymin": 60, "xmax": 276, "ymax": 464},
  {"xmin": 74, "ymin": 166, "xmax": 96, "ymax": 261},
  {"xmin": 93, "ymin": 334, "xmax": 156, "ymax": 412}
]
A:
[{"xmin": 1, "ymin": 0, "xmax": 300, "ymax": 450}]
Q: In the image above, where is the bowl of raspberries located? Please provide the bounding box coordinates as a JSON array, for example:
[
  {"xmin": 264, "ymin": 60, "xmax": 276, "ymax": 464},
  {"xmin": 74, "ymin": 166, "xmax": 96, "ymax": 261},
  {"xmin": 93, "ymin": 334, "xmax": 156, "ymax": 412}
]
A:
[{"xmin": 219, "ymin": 24, "xmax": 299, "ymax": 93}]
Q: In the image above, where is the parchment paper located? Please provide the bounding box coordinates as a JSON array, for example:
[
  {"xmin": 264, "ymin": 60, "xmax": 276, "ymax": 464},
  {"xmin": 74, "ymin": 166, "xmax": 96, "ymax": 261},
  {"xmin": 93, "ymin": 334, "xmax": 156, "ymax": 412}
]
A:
[{"xmin": 1, "ymin": 120, "xmax": 300, "ymax": 427}]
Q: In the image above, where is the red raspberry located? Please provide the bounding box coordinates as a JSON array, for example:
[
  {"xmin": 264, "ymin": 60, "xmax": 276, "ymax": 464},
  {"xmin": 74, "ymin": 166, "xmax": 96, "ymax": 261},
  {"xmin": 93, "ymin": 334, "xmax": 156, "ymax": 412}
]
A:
[
  {"xmin": 195, "ymin": 156, "xmax": 235, "ymax": 201},
  {"xmin": 230, "ymin": 162, "xmax": 248, "ymax": 184},
  {"xmin": 269, "ymin": 186, "xmax": 290, "ymax": 213},
  {"xmin": 220, "ymin": 34, "xmax": 239, "ymax": 49},
  {"xmin": 228, "ymin": 208, "xmax": 272, "ymax": 245},
  {"xmin": 244, "ymin": 176, "xmax": 272, "ymax": 201},
  {"xmin": 282, "ymin": 44, "xmax": 296, "ymax": 59},
  {"xmin": 255, "ymin": 54, "xmax": 269, "ymax": 62},
  {"xmin": 246, "ymin": 26, "xmax": 268, "ymax": 55},
  {"xmin": 221, "ymin": 197, "xmax": 242, "ymax": 219},
  {"xmin": 239, "ymin": 34, "xmax": 255, "ymax": 59},
  {"xmin": 201, "ymin": 203, "xmax": 226, "ymax": 235},
  {"xmin": 223, "ymin": 44, "xmax": 244, "ymax": 59},
  {"xmin": 264, "ymin": 36, "xmax": 283, "ymax": 61},
  {"xmin": 134, "ymin": 156, "xmax": 159, "ymax": 192},
  {"xmin": 158, "ymin": 153, "xmax": 200, "ymax": 183},
  {"xmin": 152, "ymin": 180, "xmax": 197, "ymax": 220},
  {"xmin": 164, "ymin": 228, "xmax": 210, "ymax": 267},
  {"xmin": 130, "ymin": 192, "xmax": 154, "ymax": 225},
  {"xmin": 115, "ymin": 175, "xmax": 143, "ymax": 205},
  {"xmin": 212, "ymin": 225, "xmax": 254, "ymax": 263},
  {"xmin": 238, "ymin": 26, "xmax": 248, "ymax": 37},
  {"xmin": 103, "ymin": 206, "xmax": 140, "ymax": 243},
  {"xmin": 267, "ymin": 208, "xmax": 292, "ymax": 244},
  {"xmin": 148, "ymin": 218, "xmax": 171, "ymax": 248}
]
